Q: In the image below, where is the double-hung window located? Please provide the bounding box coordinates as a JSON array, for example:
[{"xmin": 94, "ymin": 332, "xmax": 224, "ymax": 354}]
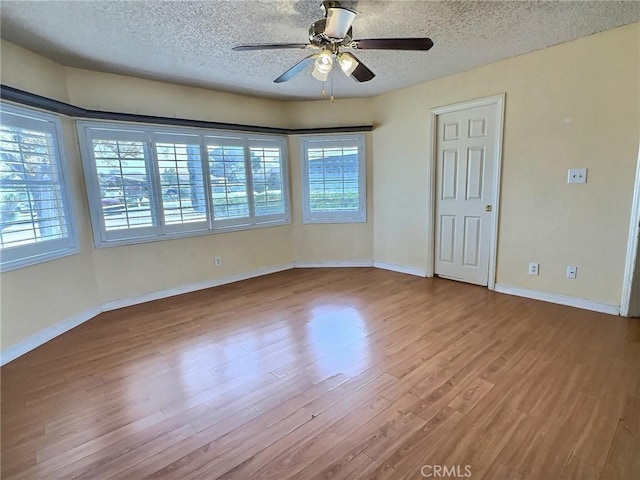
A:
[
  {"xmin": 301, "ymin": 134, "xmax": 366, "ymax": 223},
  {"xmin": 77, "ymin": 122, "xmax": 289, "ymax": 246},
  {"xmin": 0, "ymin": 103, "xmax": 78, "ymax": 272}
]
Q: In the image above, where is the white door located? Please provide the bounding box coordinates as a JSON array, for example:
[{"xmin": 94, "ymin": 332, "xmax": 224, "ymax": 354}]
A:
[{"xmin": 434, "ymin": 103, "xmax": 499, "ymax": 286}]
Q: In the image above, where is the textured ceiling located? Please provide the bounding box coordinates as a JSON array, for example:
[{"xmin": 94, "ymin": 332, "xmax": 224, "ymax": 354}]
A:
[{"xmin": 1, "ymin": 1, "xmax": 638, "ymax": 101}]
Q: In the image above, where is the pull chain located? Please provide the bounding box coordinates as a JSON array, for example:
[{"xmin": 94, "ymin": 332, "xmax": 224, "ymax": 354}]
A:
[
  {"xmin": 321, "ymin": 81, "xmax": 326, "ymax": 99},
  {"xmin": 330, "ymin": 73, "xmax": 334, "ymax": 103}
]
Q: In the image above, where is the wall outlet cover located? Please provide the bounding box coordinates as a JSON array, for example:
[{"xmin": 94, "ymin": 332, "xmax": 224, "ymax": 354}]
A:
[{"xmin": 568, "ymin": 168, "xmax": 588, "ymax": 184}]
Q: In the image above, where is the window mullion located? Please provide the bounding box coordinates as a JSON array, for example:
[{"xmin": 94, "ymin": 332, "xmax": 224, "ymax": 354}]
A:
[
  {"xmin": 358, "ymin": 137, "xmax": 366, "ymax": 220},
  {"xmin": 276, "ymin": 139, "xmax": 287, "ymax": 221},
  {"xmin": 243, "ymin": 140, "xmax": 256, "ymax": 223},
  {"xmin": 146, "ymin": 136, "xmax": 165, "ymax": 232},
  {"xmin": 199, "ymin": 138, "xmax": 215, "ymax": 230}
]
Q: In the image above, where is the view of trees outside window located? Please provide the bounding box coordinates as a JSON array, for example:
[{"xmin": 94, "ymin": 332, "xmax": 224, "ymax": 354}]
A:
[
  {"xmin": 307, "ymin": 146, "xmax": 360, "ymax": 212},
  {"xmin": 93, "ymin": 139, "xmax": 155, "ymax": 231},
  {"xmin": 0, "ymin": 122, "xmax": 69, "ymax": 248}
]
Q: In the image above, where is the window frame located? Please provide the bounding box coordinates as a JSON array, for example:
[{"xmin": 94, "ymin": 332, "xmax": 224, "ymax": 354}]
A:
[
  {"xmin": 0, "ymin": 102, "xmax": 79, "ymax": 272},
  {"xmin": 300, "ymin": 134, "xmax": 367, "ymax": 224},
  {"xmin": 77, "ymin": 120, "xmax": 290, "ymax": 248}
]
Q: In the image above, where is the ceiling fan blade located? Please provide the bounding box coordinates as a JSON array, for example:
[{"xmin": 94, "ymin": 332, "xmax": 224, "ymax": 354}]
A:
[
  {"xmin": 350, "ymin": 38, "xmax": 434, "ymax": 51},
  {"xmin": 232, "ymin": 43, "xmax": 311, "ymax": 51},
  {"xmin": 274, "ymin": 54, "xmax": 319, "ymax": 83},
  {"xmin": 324, "ymin": 7, "xmax": 357, "ymax": 39},
  {"xmin": 350, "ymin": 58, "xmax": 376, "ymax": 83},
  {"xmin": 336, "ymin": 52, "xmax": 375, "ymax": 82}
]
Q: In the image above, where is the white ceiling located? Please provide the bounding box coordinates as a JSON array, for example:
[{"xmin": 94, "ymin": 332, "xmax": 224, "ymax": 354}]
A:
[{"xmin": 1, "ymin": 1, "xmax": 638, "ymax": 101}]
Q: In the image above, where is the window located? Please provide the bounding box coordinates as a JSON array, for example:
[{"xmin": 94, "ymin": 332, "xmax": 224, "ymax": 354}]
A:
[
  {"xmin": 77, "ymin": 122, "xmax": 289, "ymax": 246},
  {"xmin": 155, "ymin": 135, "xmax": 207, "ymax": 230},
  {"xmin": 0, "ymin": 103, "xmax": 77, "ymax": 271},
  {"xmin": 206, "ymin": 138, "xmax": 250, "ymax": 225},
  {"xmin": 250, "ymin": 142, "xmax": 287, "ymax": 219},
  {"xmin": 301, "ymin": 134, "xmax": 366, "ymax": 223}
]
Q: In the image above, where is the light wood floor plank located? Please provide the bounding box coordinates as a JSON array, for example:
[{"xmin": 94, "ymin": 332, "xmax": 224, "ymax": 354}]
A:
[{"xmin": 2, "ymin": 268, "xmax": 639, "ymax": 479}]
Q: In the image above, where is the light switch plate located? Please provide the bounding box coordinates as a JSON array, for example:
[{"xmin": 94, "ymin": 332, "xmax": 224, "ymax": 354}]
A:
[{"xmin": 568, "ymin": 168, "xmax": 587, "ymax": 184}]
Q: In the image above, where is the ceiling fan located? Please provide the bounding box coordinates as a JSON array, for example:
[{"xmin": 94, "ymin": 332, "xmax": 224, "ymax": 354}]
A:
[{"xmin": 232, "ymin": 1, "xmax": 434, "ymax": 84}]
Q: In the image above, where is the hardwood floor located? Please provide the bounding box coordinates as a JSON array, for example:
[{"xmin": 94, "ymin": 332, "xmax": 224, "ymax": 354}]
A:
[{"xmin": 2, "ymin": 268, "xmax": 639, "ymax": 480}]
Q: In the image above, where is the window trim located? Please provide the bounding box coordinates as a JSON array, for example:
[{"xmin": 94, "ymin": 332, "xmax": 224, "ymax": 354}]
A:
[
  {"xmin": 300, "ymin": 134, "xmax": 367, "ymax": 224},
  {"xmin": 0, "ymin": 102, "xmax": 79, "ymax": 272},
  {"xmin": 77, "ymin": 120, "xmax": 291, "ymax": 248},
  {"xmin": 1, "ymin": 84, "xmax": 373, "ymax": 135}
]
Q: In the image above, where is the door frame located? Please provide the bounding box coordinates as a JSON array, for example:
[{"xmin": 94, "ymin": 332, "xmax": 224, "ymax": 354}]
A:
[
  {"xmin": 620, "ymin": 145, "xmax": 640, "ymax": 317},
  {"xmin": 426, "ymin": 94, "xmax": 505, "ymax": 289}
]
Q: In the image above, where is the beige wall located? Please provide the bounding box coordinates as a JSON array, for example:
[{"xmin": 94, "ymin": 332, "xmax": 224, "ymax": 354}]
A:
[
  {"xmin": 64, "ymin": 68, "xmax": 296, "ymax": 304},
  {"xmin": 0, "ymin": 42, "xmax": 374, "ymax": 351},
  {"xmin": 0, "ymin": 42, "xmax": 298, "ymax": 350},
  {"xmin": 0, "ymin": 42, "xmax": 101, "ymax": 350},
  {"xmin": 1, "ymin": 22, "xmax": 639, "ymax": 352},
  {"xmin": 64, "ymin": 68, "xmax": 290, "ymax": 129},
  {"xmin": 287, "ymin": 99, "xmax": 374, "ymax": 263},
  {"xmin": 373, "ymin": 23, "xmax": 640, "ymax": 305},
  {"xmin": 94, "ymin": 227, "xmax": 294, "ymax": 303},
  {"xmin": 0, "ymin": 41, "xmax": 70, "ymax": 103}
]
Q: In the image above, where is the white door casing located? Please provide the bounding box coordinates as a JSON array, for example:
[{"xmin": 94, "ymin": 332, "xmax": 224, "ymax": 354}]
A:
[
  {"xmin": 431, "ymin": 96, "xmax": 504, "ymax": 287},
  {"xmin": 621, "ymin": 145, "xmax": 640, "ymax": 317}
]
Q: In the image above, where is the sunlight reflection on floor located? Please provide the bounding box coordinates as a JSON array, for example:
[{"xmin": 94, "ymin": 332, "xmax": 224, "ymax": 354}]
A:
[{"xmin": 307, "ymin": 305, "xmax": 371, "ymax": 378}]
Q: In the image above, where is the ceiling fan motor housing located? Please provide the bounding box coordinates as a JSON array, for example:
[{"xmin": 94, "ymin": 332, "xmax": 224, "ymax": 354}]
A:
[{"xmin": 309, "ymin": 19, "xmax": 352, "ymax": 46}]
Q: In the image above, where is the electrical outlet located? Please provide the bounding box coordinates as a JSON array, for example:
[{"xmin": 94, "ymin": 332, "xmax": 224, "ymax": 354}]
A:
[
  {"xmin": 566, "ymin": 266, "xmax": 577, "ymax": 279},
  {"xmin": 214, "ymin": 256, "xmax": 222, "ymax": 267},
  {"xmin": 567, "ymin": 168, "xmax": 587, "ymax": 184},
  {"xmin": 528, "ymin": 262, "xmax": 539, "ymax": 276}
]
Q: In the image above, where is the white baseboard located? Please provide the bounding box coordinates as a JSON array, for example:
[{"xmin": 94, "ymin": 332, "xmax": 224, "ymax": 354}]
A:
[
  {"xmin": 1, "ymin": 305, "xmax": 102, "ymax": 366},
  {"xmin": 7, "ymin": 264, "xmax": 621, "ymax": 365},
  {"xmin": 373, "ymin": 261, "xmax": 427, "ymax": 277},
  {"xmin": 294, "ymin": 260, "xmax": 374, "ymax": 268},
  {"xmin": 1, "ymin": 263, "xmax": 294, "ymax": 366},
  {"xmin": 494, "ymin": 283, "xmax": 620, "ymax": 316},
  {"xmin": 102, "ymin": 262, "xmax": 295, "ymax": 312}
]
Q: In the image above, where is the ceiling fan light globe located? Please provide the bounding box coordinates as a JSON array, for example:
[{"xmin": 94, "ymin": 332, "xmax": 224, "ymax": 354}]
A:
[
  {"xmin": 314, "ymin": 51, "xmax": 334, "ymax": 74},
  {"xmin": 312, "ymin": 66, "xmax": 330, "ymax": 81},
  {"xmin": 337, "ymin": 52, "xmax": 358, "ymax": 76}
]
